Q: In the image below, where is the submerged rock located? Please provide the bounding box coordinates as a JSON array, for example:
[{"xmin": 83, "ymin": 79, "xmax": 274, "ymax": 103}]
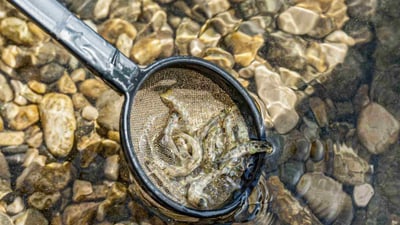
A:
[
  {"xmin": 357, "ymin": 102, "xmax": 399, "ymax": 154},
  {"xmin": 39, "ymin": 93, "xmax": 76, "ymax": 158}
]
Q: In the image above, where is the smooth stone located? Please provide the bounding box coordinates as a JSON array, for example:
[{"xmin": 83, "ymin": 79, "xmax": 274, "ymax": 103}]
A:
[
  {"xmin": 309, "ymin": 97, "xmax": 328, "ymax": 127},
  {"xmin": 79, "ymin": 78, "xmax": 108, "ymax": 100},
  {"xmin": 279, "ymin": 160, "xmax": 305, "ymax": 189},
  {"xmin": 0, "ymin": 179, "xmax": 12, "ymax": 200},
  {"xmin": 94, "ymin": 0, "xmax": 113, "ymax": 20},
  {"xmin": 13, "ymin": 208, "xmax": 48, "ymax": 225},
  {"xmin": 17, "ymin": 162, "xmax": 72, "ymax": 194},
  {"xmin": 294, "ymin": 138, "xmax": 311, "ymax": 161},
  {"xmin": 0, "ymin": 73, "xmax": 13, "ymax": 102},
  {"xmin": 57, "ymin": 73, "xmax": 77, "ymax": 94},
  {"xmin": 10, "ymin": 80, "xmax": 42, "ymax": 104},
  {"xmin": 81, "ymin": 105, "xmax": 99, "ymax": 121},
  {"xmin": 70, "ymin": 68, "xmax": 86, "ymax": 82},
  {"xmin": 39, "ymin": 62, "xmax": 65, "ymax": 83},
  {"xmin": 62, "ymin": 202, "xmax": 99, "ymax": 225},
  {"xmin": 25, "ymin": 125, "xmax": 43, "ymax": 148},
  {"xmin": 0, "ymin": 17, "xmax": 35, "ymax": 45},
  {"xmin": 278, "ymin": 6, "xmax": 319, "ymax": 35},
  {"xmin": 73, "ymin": 180, "xmax": 93, "ymax": 202},
  {"xmin": 39, "ymin": 93, "xmax": 76, "ymax": 157},
  {"xmin": 27, "ymin": 80, "xmax": 46, "ymax": 94},
  {"xmin": 357, "ymin": 102, "xmax": 399, "ymax": 154},
  {"xmin": 28, "ymin": 192, "xmax": 61, "ymax": 210},
  {"xmin": 353, "ymin": 183, "xmax": 374, "ymax": 207},
  {"xmin": 310, "ymin": 139, "xmax": 325, "ymax": 162},
  {"xmin": 72, "ymin": 93, "xmax": 90, "ymax": 110},
  {"xmin": 96, "ymin": 90, "xmax": 124, "ymax": 131},
  {"xmin": 0, "ymin": 132, "xmax": 24, "ymax": 146},
  {"xmin": 104, "ymin": 155, "xmax": 120, "ymax": 181},
  {"xmin": 6, "ymin": 196, "xmax": 25, "ymax": 215},
  {"xmin": 2, "ymin": 103, "xmax": 39, "ymax": 131}
]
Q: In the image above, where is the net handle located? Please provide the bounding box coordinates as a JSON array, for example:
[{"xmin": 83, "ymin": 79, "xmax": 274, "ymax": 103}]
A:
[{"xmin": 7, "ymin": 0, "xmax": 139, "ymax": 92}]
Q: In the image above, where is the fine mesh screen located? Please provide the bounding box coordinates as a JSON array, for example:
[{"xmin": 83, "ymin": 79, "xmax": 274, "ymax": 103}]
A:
[{"xmin": 130, "ymin": 68, "xmax": 258, "ymax": 210}]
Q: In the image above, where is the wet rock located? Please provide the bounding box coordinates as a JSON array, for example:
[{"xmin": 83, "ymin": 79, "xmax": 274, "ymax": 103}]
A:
[
  {"xmin": 0, "ymin": 211, "xmax": 13, "ymax": 225},
  {"xmin": 0, "ymin": 179, "xmax": 12, "ymax": 201},
  {"xmin": 96, "ymin": 90, "xmax": 124, "ymax": 131},
  {"xmin": 72, "ymin": 180, "xmax": 93, "ymax": 202},
  {"xmin": 25, "ymin": 125, "xmax": 43, "ymax": 148},
  {"xmin": 104, "ymin": 155, "xmax": 120, "ymax": 181},
  {"xmin": 0, "ymin": 17, "xmax": 35, "ymax": 45},
  {"xmin": 309, "ymin": 97, "xmax": 328, "ymax": 127},
  {"xmin": 27, "ymin": 80, "xmax": 46, "ymax": 94},
  {"xmin": 2, "ymin": 103, "xmax": 39, "ymax": 131},
  {"xmin": 353, "ymin": 84, "xmax": 370, "ymax": 114},
  {"xmin": 70, "ymin": 68, "xmax": 86, "ymax": 82},
  {"xmin": 7, "ymin": 196, "xmax": 25, "ymax": 215},
  {"xmin": 81, "ymin": 105, "xmax": 99, "ymax": 121},
  {"xmin": 279, "ymin": 160, "xmax": 304, "ymax": 189},
  {"xmin": 79, "ymin": 78, "xmax": 108, "ymax": 100},
  {"xmin": 255, "ymin": 65, "xmax": 299, "ymax": 134},
  {"xmin": 0, "ymin": 131, "xmax": 24, "ymax": 146},
  {"xmin": 1, "ymin": 45, "xmax": 32, "ymax": 68},
  {"xmin": 297, "ymin": 172, "xmax": 353, "ymax": 224},
  {"xmin": 202, "ymin": 47, "xmax": 234, "ymax": 71},
  {"xmin": 0, "ymin": 73, "xmax": 13, "ymax": 102},
  {"xmin": 94, "ymin": 0, "xmax": 113, "ymax": 20},
  {"xmin": 57, "ymin": 73, "xmax": 77, "ymax": 94},
  {"xmin": 62, "ymin": 202, "xmax": 99, "ymax": 225},
  {"xmin": 39, "ymin": 93, "xmax": 76, "ymax": 157},
  {"xmin": 72, "ymin": 93, "xmax": 90, "ymax": 110},
  {"xmin": 98, "ymin": 18, "xmax": 137, "ymax": 44},
  {"xmin": 357, "ymin": 102, "xmax": 399, "ymax": 154},
  {"xmin": 39, "ymin": 62, "xmax": 65, "ymax": 83},
  {"xmin": 310, "ymin": 139, "xmax": 324, "ymax": 162},
  {"xmin": 332, "ymin": 144, "xmax": 370, "ymax": 185},
  {"xmin": 17, "ymin": 162, "xmax": 72, "ymax": 194},
  {"xmin": 266, "ymin": 31, "xmax": 307, "ymax": 71},
  {"xmin": 175, "ymin": 18, "xmax": 200, "ymax": 55},
  {"xmin": 278, "ymin": 6, "xmax": 319, "ymax": 35},
  {"xmin": 293, "ymin": 138, "xmax": 311, "ymax": 161},
  {"xmin": 28, "ymin": 191, "xmax": 61, "ymax": 210},
  {"xmin": 10, "ymin": 80, "xmax": 43, "ymax": 104},
  {"xmin": 224, "ymin": 31, "xmax": 264, "ymax": 66},
  {"xmin": 14, "ymin": 208, "xmax": 48, "ymax": 225},
  {"xmin": 353, "ymin": 183, "xmax": 374, "ymax": 207},
  {"xmin": 109, "ymin": 0, "xmax": 141, "ymax": 22},
  {"xmin": 97, "ymin": 182, "xmax": 127, "ymax": 221},
  {"xmin": 266, "ymin": 176, "xmax": 322, "ymax": 225}
]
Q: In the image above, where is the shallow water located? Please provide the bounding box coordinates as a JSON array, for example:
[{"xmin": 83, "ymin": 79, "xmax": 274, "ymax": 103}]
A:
[{"xmin": 0, "ymin": 0, "xmax": 399, "ymax": 224}]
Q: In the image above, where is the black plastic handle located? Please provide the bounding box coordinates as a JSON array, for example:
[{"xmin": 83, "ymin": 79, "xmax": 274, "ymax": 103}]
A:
[{"xmin": 8, "ymin": 0, "xmax": 139, "ymax": 92}]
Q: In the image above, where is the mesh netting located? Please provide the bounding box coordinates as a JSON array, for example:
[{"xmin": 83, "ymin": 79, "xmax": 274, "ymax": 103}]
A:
[{"xmin": 130, "ymin": 68, "xmax": 267, "ymax": 210}]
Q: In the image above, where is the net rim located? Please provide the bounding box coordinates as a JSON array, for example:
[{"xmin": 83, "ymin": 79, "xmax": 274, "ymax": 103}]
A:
[{"xmin": 120, "ymin": 56, "xmax": 270, "ymax": 219}]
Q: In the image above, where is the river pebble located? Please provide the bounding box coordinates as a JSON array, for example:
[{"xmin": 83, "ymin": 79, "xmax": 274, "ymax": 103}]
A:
[{"xmin": 357, "ymin": 102, "xmax": 400, "ymax": 154}]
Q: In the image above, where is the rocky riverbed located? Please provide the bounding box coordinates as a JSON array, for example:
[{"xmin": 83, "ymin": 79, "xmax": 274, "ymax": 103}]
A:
[{"xmin": 0, "ymin": 0, "xmax": 399, "ymax": 224}]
